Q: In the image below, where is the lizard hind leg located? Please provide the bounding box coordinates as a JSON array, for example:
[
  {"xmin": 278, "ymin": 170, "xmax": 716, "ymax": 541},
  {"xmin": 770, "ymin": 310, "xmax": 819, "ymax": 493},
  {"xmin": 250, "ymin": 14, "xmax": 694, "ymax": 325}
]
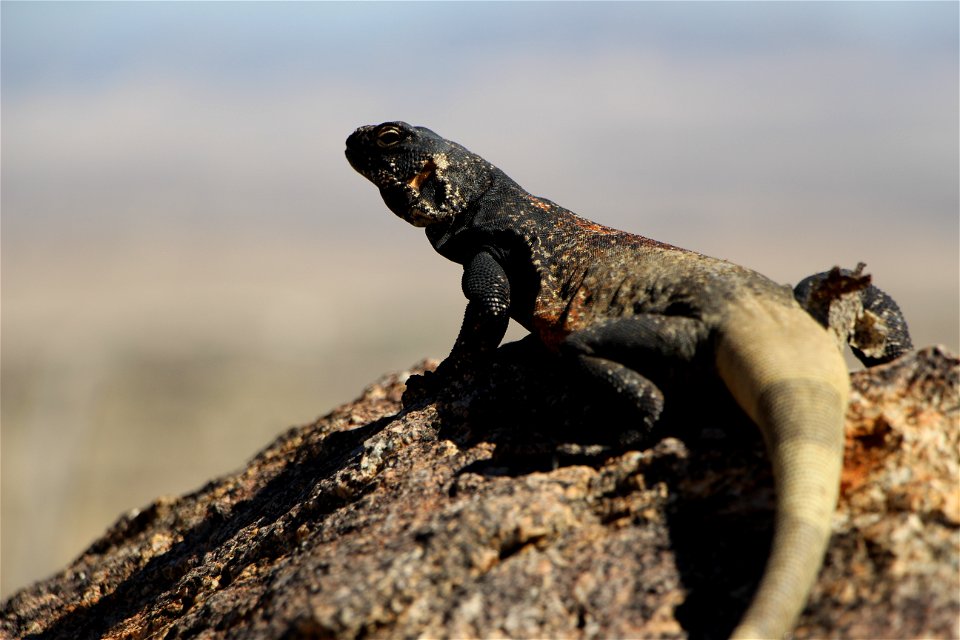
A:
[
  {"xmin": 569, "ymin": 353, "xmax": 665, "ymax": 435},
  {"xmin": 558, "ymin": 314, "xmax": 709, "ymax": 437}
]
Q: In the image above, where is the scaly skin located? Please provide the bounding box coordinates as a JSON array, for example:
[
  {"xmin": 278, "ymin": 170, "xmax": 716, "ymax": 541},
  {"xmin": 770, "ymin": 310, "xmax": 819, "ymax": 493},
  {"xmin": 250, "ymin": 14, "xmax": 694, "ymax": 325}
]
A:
[
  {"xmin": 346, "ymin": 122, "xmax": 850, "ymax": 638},
  {"xmin": 793, "ymin": 264, "xmax": 914, "ymax": 367}
]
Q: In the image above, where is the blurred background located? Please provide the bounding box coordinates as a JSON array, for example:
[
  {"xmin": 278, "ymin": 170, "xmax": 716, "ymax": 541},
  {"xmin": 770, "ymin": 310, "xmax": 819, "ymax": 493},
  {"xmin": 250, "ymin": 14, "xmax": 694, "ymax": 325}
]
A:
[{"xmin": 2, "ymin": 2, "xmax": 957, "ymax": 599}]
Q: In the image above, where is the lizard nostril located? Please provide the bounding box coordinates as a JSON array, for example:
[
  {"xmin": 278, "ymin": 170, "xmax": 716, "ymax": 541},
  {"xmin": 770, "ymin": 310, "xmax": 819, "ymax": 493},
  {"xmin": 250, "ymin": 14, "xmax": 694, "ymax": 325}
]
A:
[{"xmin": 345, "ymin": 127, "xmax": 371, "ymax": 150}]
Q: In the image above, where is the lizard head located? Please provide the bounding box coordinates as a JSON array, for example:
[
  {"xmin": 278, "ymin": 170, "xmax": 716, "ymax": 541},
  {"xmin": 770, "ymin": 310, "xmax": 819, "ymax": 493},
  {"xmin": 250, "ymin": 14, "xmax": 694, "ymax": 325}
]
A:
[{"xmin": 346, "ymin": 122, "xmax": 492, "ymax": 227}]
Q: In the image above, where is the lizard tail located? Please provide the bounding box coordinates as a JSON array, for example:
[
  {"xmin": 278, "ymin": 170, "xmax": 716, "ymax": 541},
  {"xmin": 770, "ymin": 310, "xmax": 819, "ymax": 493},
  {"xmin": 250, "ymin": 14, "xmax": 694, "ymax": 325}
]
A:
[{"xmin": 715, "ymin": 295, "xmax": 849, "ymax": 640}]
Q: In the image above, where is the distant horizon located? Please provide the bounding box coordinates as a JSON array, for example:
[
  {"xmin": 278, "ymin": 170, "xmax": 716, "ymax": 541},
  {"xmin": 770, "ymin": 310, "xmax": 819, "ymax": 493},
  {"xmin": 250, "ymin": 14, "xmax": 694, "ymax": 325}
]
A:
[{"xmin": 4, "ymin": 2, "xmax": 957, "ymax": 235}]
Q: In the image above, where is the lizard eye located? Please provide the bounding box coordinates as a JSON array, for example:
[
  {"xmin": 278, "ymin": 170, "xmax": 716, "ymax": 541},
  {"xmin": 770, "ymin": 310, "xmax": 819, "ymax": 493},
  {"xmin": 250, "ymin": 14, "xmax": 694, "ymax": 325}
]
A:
[{"xmin": 376, "ymin": 126, "xmax": 404, "ymax": 149}]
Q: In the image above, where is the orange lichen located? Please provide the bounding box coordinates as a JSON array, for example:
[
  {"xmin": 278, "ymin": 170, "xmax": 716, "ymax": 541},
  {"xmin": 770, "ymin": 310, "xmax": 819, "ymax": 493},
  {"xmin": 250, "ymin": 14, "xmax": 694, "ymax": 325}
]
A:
[{"xmin": 840, "ymin": 415, "xmax": 897, "ymax": 494}]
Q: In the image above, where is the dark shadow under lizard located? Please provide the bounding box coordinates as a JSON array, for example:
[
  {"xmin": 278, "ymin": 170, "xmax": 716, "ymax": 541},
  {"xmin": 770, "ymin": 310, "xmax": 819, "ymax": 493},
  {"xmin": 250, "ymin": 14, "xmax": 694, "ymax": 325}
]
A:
[{"xmin": 430, "ymin": 336, "xmax": 777, "ymax": 639}]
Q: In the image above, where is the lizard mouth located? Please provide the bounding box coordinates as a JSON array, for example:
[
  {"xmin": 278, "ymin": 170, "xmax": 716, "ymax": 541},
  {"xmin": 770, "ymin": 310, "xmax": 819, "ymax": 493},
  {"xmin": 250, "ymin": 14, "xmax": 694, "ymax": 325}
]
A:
[{"xmin": 406, "ymin": 159, "xmax": 437, "ymax": 193}]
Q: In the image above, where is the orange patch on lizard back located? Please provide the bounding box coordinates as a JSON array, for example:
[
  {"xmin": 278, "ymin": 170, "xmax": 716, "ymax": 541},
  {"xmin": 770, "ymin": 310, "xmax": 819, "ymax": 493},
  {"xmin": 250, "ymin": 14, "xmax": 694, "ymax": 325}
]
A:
[
  {"xmin": 572, "ymin": 217, "xmax": 619, "ymax": 235},
  {"xmin": 528, "ymin": 197, "xmax": 552, "ymax": 212},
  {"xmin": 563, "ymin": 287, "xmax": 595, "ymax": 332}
]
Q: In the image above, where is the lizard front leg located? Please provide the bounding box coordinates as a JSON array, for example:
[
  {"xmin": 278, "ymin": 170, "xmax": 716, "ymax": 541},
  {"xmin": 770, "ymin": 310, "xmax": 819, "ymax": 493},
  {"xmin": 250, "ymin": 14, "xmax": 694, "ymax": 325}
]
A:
[
  {"xmin": 403, "ymin": 250, "xmax": 511, "ymax": 405},
  {"xmin": 559, "ymin": 315, "xmax": 708, "ymax": 434}
]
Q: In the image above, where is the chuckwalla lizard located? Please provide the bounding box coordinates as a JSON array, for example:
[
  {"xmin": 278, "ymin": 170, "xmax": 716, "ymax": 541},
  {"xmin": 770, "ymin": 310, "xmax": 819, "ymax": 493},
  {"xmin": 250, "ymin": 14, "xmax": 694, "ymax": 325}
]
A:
[{"xmin": 346, "ymin": 121, "xmax": 853, "ymax": 639}]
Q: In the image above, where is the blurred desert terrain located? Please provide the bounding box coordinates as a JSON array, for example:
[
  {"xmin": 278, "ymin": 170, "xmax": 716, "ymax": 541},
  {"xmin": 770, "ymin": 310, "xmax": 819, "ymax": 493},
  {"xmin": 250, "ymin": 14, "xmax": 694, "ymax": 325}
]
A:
[{"xmin": 2, "ymin": 2, "xmax": 957, "ymax": 599}]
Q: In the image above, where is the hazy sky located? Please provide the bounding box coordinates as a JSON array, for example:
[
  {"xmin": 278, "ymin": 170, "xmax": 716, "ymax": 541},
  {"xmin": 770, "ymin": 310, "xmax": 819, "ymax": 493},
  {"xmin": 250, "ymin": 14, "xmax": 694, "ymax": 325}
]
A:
[{"xmin": 4, "ymin": 2, "xmax": 957, "ymax": 256}]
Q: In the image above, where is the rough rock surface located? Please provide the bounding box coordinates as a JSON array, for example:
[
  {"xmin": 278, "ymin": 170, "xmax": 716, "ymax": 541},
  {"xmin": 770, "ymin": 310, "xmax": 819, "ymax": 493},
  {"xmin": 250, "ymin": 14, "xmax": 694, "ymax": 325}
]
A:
[{"xmin": 3, "ymin": 343, "xmax": 958, "ymax": 640}]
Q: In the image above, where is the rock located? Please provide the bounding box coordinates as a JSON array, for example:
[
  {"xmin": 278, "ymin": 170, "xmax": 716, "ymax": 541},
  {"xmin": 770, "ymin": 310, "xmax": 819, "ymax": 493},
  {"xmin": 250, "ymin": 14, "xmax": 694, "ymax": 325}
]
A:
[{"xmin": 2, "ymin": 344, "xmax": 957, "ymax": 640}]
